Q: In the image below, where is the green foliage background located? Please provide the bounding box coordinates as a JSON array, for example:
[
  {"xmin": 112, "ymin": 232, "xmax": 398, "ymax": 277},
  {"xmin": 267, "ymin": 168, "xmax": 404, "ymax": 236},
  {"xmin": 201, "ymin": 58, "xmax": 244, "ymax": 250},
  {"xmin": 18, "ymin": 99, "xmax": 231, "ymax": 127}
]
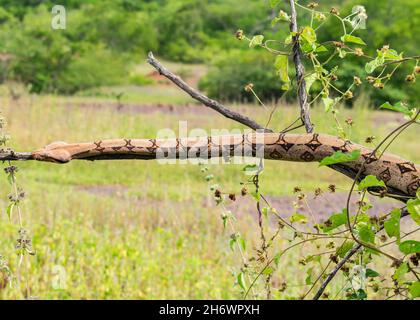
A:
[{"xmin": 0, "ymin": 0, "xmax": 418, "ymax": 105}]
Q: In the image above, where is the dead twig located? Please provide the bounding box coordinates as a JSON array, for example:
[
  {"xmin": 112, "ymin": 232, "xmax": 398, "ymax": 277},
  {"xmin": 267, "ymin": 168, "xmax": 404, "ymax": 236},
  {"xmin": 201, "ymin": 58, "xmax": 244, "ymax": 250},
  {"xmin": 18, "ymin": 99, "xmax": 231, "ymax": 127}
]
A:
[
  {"xmin": 0, "ymin": 150, "xmax": 33, "ymax": 161},
  {"xmin": 147, "ymin": 52, "xmax": 271, "ymax": 132}
]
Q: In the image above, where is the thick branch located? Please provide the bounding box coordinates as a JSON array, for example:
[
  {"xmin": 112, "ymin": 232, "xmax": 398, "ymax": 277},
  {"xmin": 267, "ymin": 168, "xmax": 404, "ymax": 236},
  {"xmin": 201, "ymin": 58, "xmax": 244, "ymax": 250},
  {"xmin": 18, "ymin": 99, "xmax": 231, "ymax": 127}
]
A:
[
  {"xmin": 289, "ymin": 0, "xmax": 314, "ymax": 133},
  {"xmin": 0, "ymin": 150, "xmax": 33, "ymax": 161},
  {"xmin": 147, "ymin": 52, "xmax": 271, "ymax": 132}
]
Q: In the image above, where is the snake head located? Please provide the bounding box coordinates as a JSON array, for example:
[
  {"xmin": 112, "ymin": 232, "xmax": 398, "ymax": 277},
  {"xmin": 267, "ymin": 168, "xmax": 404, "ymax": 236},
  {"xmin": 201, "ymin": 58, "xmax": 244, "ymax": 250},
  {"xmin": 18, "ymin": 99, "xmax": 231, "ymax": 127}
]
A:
[{"xmin": 32, "ymin": 141, "xmax": 72, "ymax": 163}]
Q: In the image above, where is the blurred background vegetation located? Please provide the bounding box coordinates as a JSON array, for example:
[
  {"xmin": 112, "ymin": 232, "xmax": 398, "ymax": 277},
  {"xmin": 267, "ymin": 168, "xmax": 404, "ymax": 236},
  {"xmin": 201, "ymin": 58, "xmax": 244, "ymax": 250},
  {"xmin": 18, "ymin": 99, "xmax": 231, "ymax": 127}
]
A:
[
  {"xmin": 0, "ymin": 0, "xmax": 418, "ymax": 105},
  {"xmin": 0, "ymin": 1, "xmax": 419, "ymax": 300}
]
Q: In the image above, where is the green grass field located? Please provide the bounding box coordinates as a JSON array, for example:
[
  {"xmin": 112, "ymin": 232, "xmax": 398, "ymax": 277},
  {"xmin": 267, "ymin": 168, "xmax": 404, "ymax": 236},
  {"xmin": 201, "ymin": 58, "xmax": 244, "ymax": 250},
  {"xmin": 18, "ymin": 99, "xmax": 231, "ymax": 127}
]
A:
[{"xmin": 0, "ymin": 82, "xmax": 419, "ymax": 299}]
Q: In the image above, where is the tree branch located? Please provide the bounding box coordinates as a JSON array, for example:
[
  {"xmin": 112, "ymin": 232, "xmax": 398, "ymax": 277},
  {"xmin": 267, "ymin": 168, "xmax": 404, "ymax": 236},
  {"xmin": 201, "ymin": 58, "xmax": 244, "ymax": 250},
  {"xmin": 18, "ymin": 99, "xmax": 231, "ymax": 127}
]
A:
[
  {"xmin": 0, "ymin": 150, "xmax": 33, "ymax": 161},
  {"xmin": 289, "ymin": 0, "xmax": 314, "ymax": 133},
  {"xmin": 147, "ymin": 52, "xmax": 271, "ymax": 132}
]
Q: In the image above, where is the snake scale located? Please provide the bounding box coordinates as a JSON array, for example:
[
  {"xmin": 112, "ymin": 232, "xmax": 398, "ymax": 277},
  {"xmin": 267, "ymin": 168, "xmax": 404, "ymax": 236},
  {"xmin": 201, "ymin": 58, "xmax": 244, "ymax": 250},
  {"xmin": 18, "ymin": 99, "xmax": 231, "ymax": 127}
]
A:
[{"xmin": 32, "ymin": 133, "xmax": 419, "ymax": 198}]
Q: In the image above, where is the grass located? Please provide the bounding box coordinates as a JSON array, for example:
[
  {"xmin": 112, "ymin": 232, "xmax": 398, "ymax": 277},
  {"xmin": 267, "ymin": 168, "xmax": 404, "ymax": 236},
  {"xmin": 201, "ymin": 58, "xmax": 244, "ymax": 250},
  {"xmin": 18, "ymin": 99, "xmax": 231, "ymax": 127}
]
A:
[
  {"xmin": 74, "ymin": 85, "xmax": 196, "ymax": 105},
  {"xmin": 0, "ymin": 86, "xmax": 419, "ymax": 299}
]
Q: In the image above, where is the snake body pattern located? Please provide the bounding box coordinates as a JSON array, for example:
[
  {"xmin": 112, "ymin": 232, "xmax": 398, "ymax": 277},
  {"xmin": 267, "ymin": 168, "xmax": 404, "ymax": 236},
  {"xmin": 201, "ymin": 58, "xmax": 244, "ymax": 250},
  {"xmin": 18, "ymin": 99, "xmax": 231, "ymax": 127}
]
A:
[{"xmin": 32, "ymin": 133, "xmax": 419, "ymax": 198}]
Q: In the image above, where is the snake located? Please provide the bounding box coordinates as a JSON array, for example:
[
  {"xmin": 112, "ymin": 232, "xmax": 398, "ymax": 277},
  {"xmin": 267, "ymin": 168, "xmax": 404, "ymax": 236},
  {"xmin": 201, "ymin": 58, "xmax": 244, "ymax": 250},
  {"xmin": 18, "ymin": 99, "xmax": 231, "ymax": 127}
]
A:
[{"xmin": 31, "ymin": 133, "xmax": 419, "ymax": 198}]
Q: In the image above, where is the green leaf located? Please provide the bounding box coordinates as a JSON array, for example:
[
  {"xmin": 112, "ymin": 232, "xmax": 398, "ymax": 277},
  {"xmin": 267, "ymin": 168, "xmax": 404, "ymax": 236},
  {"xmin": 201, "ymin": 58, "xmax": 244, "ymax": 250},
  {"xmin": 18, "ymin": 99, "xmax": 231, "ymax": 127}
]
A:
[
  {"xmin": 305, "ymin": 255, "xmax": 321, "ymax": 264},
  {"xmin": 365, "ymin": 58, "xmax": 383, "ymax": 74},
  {"xmin": 399, "ymin": 240, "xmax": 420, "ymax": 254},
  {"xmin": 356, "ymin": 289, "xmax": 367, "ymax": 300},
  {"xmin": 249, "ymin": 35, "xmax": 264, "ymax": 48},
  {"xmin": 251, "ymin": 190, "xmax": 261, "ymax": 202},
  {"xmin": 271, "ymin": 17, "xmax": 281, "ymax": 27},
  {"xmin": 300, "ymin": 26, "xmax": 317, "ymax": 45},
  {"xmin": 289, "ymin": 213, "xmax": 308, "ymax": 224},
  {"xmin": 409, "ymin": 281, "xmax": 420, "ymax": 298},
  {"xmin": 315, "ymin": 45, "xmax": 328, "ymax": 53},
  {"xmin": 305, "ymin": 73, "xmax": 318, "ymax": 94},
  {"xmin": 356, "ymin": 223, "xmax": 375, "ymax": 244},
  {"xmin": 270, "ymin": 0, "xmax": 281, "ymax": 8},
  {"xmin": 384, "ymin": 208, "xmax": 401, "ymax": 243},
  {"xmin": 322, "ymin": 97, "xmax": 334, "ymax": 112},
  {"xmin": 229, "ymin": 238, "xmax": 236, "ymax": 251},
  {"xmin": 347, "ymin": 289, "xmax": 367, "ymax": 300},
  {"xmin": 379, "ymin": 101, "xmax": 412, "ymax": 116},
  {"xmin": 366, "ymin": 268, "xmax": 380, "ymax": 278},
  {"xmin": 274, "ymin": 55, "xmax": 290, "ymax": 90},
  {"xmin": 238, "ymin": 235, "xmax": 246, "ymax": 251},
  {"xmin": 341, "ymin": 35, "xmax": 366, "ymax": 46},
  {"xmin": 222, "ymin": 215, "xmax": 228, "ymax": 229},
  {"xmin": 393, "ymin": 262, "xmax": 409, "ymax": 282},
  {"xmin": 263, "ymin": 267, "xmax": 274, "ymax": 275},
  {"xmin": 262, "ymin": 207, "xmax": 269, "ymax": 218},
  {"xmin": 284, "ymin": 34, "xmax": 293, "ymax": 45},
  {"xmin": 273, "ymin": 252, "xmax": 282, "ymax": 266},
  {"xmin": 281, "ymin": 83, "xmax": 290, "ymax": 91},
  {"xmin": 354, "ymin": 213, "xmax": 371, "ymax": 224},
  {"xmin": 383, "ymin": 49, "xmax": 402, "ymax": 61},
  {"xmin": 407, "ymin": 198, "xmax": 420, "ymax": 225},
  {"xmin": 301, "ymin": 42, "xmax": 315, "ymax": 53},
  {"xmin": 7, "ymin": 173, "xmax": 13, "ymax": 186},
  {"xmin": 237, "ymin": 272, "xmax": 246, "ymax": 291},
  {"xmin": 6, "ymin": 202, "xmax": 14, "ymax": 221},
  {"xmin": 385, "ymin": 50, "xmax": 399, "ymax": 59},
  {"xmin": 305, "ymin": 267, "xmax": 313, "ymax": 285},
  {"xmin": 323, "ymin": 209, "xmax": 348, "ymax": 232},
  {"xmin": 319, "ymin": 150, "xmax": 361, "ymax": 167},
  {"xmin": 336, "ymin": 241, "xmax": 355, "ymax": 258},
  {"xmin": 358, "ymin": 175, "xmax": 386, "ymax": 191}
]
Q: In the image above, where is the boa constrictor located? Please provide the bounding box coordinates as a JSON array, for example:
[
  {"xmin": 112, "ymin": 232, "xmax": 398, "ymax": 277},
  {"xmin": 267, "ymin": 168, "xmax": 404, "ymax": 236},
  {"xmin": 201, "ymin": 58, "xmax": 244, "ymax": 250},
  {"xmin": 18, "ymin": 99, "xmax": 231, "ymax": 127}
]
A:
[{"xmin": 32, "ymin": 133, "xmax": 419, "ymax": 198}]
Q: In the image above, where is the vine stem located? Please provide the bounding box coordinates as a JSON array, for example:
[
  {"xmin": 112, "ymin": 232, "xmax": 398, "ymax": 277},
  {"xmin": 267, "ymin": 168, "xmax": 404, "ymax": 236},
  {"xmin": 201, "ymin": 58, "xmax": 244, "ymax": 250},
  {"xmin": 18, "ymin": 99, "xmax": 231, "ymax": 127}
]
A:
[
  {"xmin": 289, "ymin": 0, "xmax": 314, "ymax": 133},
  {"xmin": 313, "ymin": 206, "xmax": 415, "ymax": 300},
  {"xmin": 7, "ymin": 161, "xmax": 30, "ymax": 298},
  {"xmin": 243, "ymin": 235, "xmax": 350, "ymax": 299},
  {"xmin": 253, "ymin": 174, "xmax": 271, "ymax": 299}
]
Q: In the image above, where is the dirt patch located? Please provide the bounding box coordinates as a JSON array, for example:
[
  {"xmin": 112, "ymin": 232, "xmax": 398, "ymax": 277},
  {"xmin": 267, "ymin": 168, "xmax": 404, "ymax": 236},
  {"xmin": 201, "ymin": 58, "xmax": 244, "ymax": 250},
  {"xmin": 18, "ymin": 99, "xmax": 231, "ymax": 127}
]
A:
[
  {"xmin": 225, "ymin": 192, "xmax": 404, "ymax": 224},
  {"xmin": 77, "ymin": 185, "xmax": 405, "ymax": 224},
  {"xmin": 146, "ymin": 71, "xmax": 174, "ymax": 86},
  {"xmin": 76, "ymin": 184, "xmax": 128, "ymax": 196},
  {"xmin": 371, "ymin": 110, "xmax": 407, "ymax": 126},
  {"xmin": 62, "ymin": 100, "xmax": 220, "ymax": 116},
  {"xmin": 77, "ymin": 185, "xmax": 415, "ymax": 232}
]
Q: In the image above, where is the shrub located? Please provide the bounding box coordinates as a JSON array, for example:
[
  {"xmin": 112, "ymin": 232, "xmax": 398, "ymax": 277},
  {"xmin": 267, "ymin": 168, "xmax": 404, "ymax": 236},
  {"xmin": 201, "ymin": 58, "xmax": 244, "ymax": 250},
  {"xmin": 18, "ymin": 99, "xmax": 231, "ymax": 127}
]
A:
[
  {"xmin": 129, "ymin": 73, "xmax": 154, "ymax": 86},
  {"xmin": 199, "ymin": 50, "xmax": 285, "ymax": 103},
  {"xmin": 0, "ymin": 5, "xmax": 129, "ymax": 94},
  {"xmin": 56, "ymin": 45, "xmax": 127, "ymax": 94}
]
